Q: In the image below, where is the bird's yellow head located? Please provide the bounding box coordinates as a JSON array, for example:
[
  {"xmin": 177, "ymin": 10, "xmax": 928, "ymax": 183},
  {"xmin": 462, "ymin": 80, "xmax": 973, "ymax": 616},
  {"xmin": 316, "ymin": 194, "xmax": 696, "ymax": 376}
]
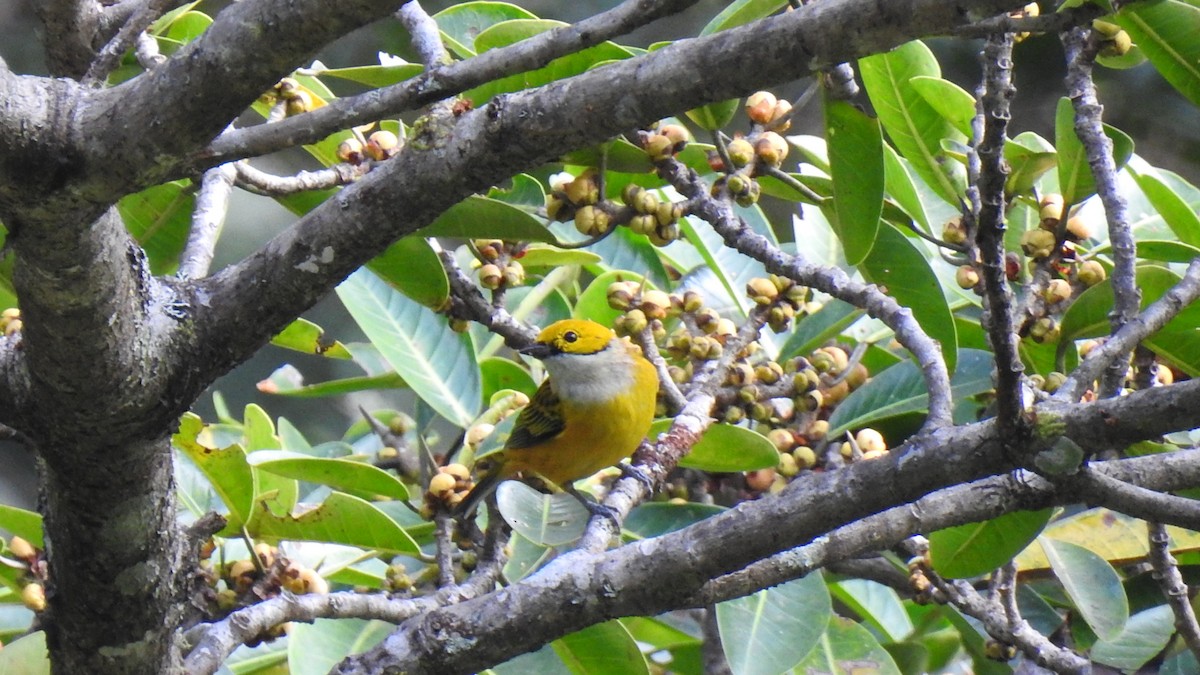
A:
[{"xmin": 521, "ymin": 319, "xmax": 615, "ymax": 360}]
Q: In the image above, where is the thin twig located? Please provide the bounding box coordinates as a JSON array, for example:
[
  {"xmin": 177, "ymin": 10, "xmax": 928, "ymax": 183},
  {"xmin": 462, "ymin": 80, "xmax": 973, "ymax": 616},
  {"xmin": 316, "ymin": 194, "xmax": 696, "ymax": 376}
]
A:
[
  {"xmin": 1062, "ymin": 28, "xmax": 1139, "ymax": 397},
  {"xmin": 633, "ymin": 325, "xmax": 685, "ymax": 414},
  {"xmin": 233, "ymin": 161, "xmax": 366, "ymax": 196},
  {"xmin": 84, "ymin": 0, "xmax": 174, "ymax": 85},
  {"xmin": 1147, "ymin": 521, "xmax": 1200, "ymax": 662},
  {"xmin": 397, "ymin": 2, "xmax": 451, "ymax": 68},
  {"xmin": 179, "ymin": 164, "xmax": 235, "ymax": 280}
]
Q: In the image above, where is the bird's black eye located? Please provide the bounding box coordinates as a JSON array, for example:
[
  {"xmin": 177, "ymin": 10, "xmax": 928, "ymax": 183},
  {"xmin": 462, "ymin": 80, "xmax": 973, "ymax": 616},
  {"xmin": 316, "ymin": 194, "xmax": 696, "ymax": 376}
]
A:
[{"xmin": 563, "ymin": 331, "xmax": 578, "ymax": 343}]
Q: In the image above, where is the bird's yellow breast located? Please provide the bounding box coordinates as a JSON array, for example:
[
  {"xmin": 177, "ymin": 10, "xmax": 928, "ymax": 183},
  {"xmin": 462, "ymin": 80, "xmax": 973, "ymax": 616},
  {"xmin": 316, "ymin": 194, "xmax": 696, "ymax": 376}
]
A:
[{"xmin": 502, "ymin": 346, "xmax": 657, "ymax": 485}]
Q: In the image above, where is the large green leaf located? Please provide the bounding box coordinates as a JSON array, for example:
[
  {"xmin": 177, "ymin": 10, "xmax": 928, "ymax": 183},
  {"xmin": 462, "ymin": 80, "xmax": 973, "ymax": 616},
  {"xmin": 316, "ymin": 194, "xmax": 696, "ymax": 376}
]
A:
[
  {"xmin": 792, "ymin": 616, "xmax": 902, "ymax": 675},
  {"xmin": 173, "ymin": 413, "xmax": 254, "ymax": 531},
  {"xmin": 882, "ymin": 143, "xmax": 929, "ymax": 231},
  {"xmin": 1128, "ymin": 166, "xmax": 1200, "ymax": 247},
  {"xmin": 1004, "ymin": 131, "xmax": 1058, "ymax": 197},
  {"xmin": 495, "ymin": 480, "xmax": 588, "ymax": 546},
  {"xmin": 248, "ymin": 451, "xmax": 409, "ymax": 501},
  {"xmin": 860, "ymin": 41, "xmax": 967, "ymax": 205},
  {"xmin": 1054, "ymin": 97, "xmax": 1135, "ymax": 206},
  {"xmin": 0, "ymin": 631, "xmax": 48, "ymax": 675},
  {"xmin": 1090, "ymin": 604, "xmax": 1174, "ymax": 672},
  {"xmin": 825, "ymin": 97, "xmax": 884, "ymax": 265},
  {"xmin": 1060, "ymin": 265, "xmax": 1200, "ymax": 372},
  {"xmin": 1040, "ymin": 537, "xmax": 1128, "ymax": 641},
  {"xmin": 831, "ymin": 579, "xmax": 914, "ymax": 643},
  {"xmin": 0, "ymin": 505, "xmax": 42, "ymax": 548},
  {"xmin": 248, "ymin": 491, "xmax": 419, "ymax": 554},
  {"xmin": 908, "ymin": 76, "xmax": 976, "ymax": 137},
  {"xmin": 465, "ymin": 20, "xmax": 634, "ymax": 103},
  {"xmin": 929, "ymin": 509, "xmax": 1053, "ymax": 579},
  {"xmin": 827, "ymin": 349, "xmax": 994, "ymax": 438},
  {"xmin": 623, "ymin": 502, "xmax": 725, "ymax": 539},
  {"xmin": 270, "ymin": 318, "xmax": 352, "ymax": 359},
  {"xmin": 553, "ymin": 620, "xmax": 649, "ymax": 675},
  {"xmin": 337, "ymin": 268, "xmax": 481, "ymax": 427},
  {"xmin": 678, "ymin": 207, "xmax": 777, "ymax": 318},
  {"xmin": 287, "ymin": 619, "xmax": 391, "ymax": 675},
  {"xmin": 432, "ymin": 1, "xmax": 537, "ymax": 58},
  {"xmin": 646, "ymin": 420, "xmax": 778, "ymax": 473},
  {"xmin": 1117, "ymin": 0, "xmax": 1200, "ymax": 107},
  {"xmin": 419, "ymin": 195, "xmax": 554, "ymax": 242},
  {"xmin": 858, "ymin": 222, "xmax": 958, "ymax": 373},
  {"xmin": 117, "ymin": 179, "xmax": 194, "ymax": 275},
  {"xmin": 717, "ymin": 574, "xmax": 831, "ymax": 675},
  {"xmin": 700, "ymin": 0, "xmax": 786, "ymax": 35},
  {"xmin": 258, "ymin": 365, "xmax": 407, "ymax": 398},
  {"xmin": 318, "ymin": 63, "xmax": 424, "ymax": 88},
  {"xmin": 367, "ymin": 237, "xmax": 449, "ymax": 310}
]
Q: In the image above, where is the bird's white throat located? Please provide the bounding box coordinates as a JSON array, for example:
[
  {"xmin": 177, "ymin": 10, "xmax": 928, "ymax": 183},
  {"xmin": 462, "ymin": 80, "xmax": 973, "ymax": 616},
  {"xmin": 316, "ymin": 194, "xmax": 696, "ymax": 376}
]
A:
[{"xmin": 542, "ymin": 340, "xmax": 635, "ymax": 405}]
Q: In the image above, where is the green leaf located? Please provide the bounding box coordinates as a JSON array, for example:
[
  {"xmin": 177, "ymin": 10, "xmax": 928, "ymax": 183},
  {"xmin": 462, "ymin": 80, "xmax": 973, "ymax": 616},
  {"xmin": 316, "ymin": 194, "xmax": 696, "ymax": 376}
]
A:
[
  {"xmin": 337, "ymin": 268, "xmax": 481, "ymax": 427},
  {"xmin": 717, "ymin": 574, "xmax": 832, "ymax": 675},
  {"xmin": 318, "ymin": 63, "xmax": 425, "ymax": 88},
  {"xmin": 173, "ymin": 413, "xmax": 254, "ymax": 531},
  {"xmin": 779, "ymin": 299, "xmax": 864, "ymax": 361},
  {"xmin": 1137, "ymin": 239, "xmax": 1200, "ymax": 262},
  {"xmin": 1039, "ymin": 536, "xmax": 1129, "ymax": 641},
  {"xmin": 162, "ymin": 10, "xmax": 211, "ymax": 44},
  {"xmin": 270, "ymin": 318, "xmax": 352, "ymax": 359},
  {"xmin": 465, "ymin": 20, "xmax": 634, "ymax": 103},
  {"xmin": 0, "ymin": 631, "xmax": 48, "ymax": 675},
  {"xmin": 243, "ymin": 404, "xmax": 279, "ymax": 451},
  {"xmin": 1128, "ymin": 166, "xmax": 1200, "ymax": 247},
  {"xmin": 1090, "ymin": 604, "xmax": 1174, "ymax": 671},
  {"xmin": 678, "ymin": 207, "xmax": 778, "ymax": 318},
  {"xmin": 827, "ymin": 349, "xmax": 994, "ymax": 438},
  {"xmin": 700, "ymin": 0, "xmax": 786, "ymax": 35},
  {"xmin": 825, "ymin": 97, "xmax": 884, "ymax": 265},
  {"xmin": 432, "ymin": 1, "xmax": 538, "ymax": 58},
  {"xmin": 644, "ymin": 421, "xmax": 777, "ymax": 473},
  {"xmin": 908, "ymin": 76, "xmax": 976, "ymax": 137},
  {"xmin": 623, "ymin": 502, "xmax": 726, "ymax": 539},
  {"xmin": 420, "ymin": 195, "xmax": 554, "ymax": 242},
  {"xmin": 366, "ymin": 237, "xmax": 450, "ymax": 309},
  {"xmin": 858, "ymin": 222, "xmax": 958, "ymax": 373},
  {"xmin": 930, "ymin": 509, "xmax": 1053, "ymax": 579},
  {"xmin": 860, "ymin": 41, "xmax": 967, "ymax": 205},
  {"xmin": 685, "ymin": 99, "xmax": 739, "ymax": 130},
  {"xmin": 495, "ymin": 481, "xmax": 587, "ymax": 546},
  {"xmin": 1117, "ymin": 0, "xmax": 1200, "ymax": 107},
  {"xmin": 553, "ymin": 620, "xmax": 649, "ymax": 675},
  {"xmin": 882, "ymin": 143, "xmax": 929, "ymax": 231},
  {"xmin": 117, "ymin": 179, "xmax": 194, "ymax": 275},
  {"xmin": 0, "ymin": 505, "xmax": 42, "ymax": 548},
  {"xmin": 1061, "ymin": 266, "xmax": 1200, "ymax": 343},
  {"xmin": 248, "ymin": 491, "xmax": 419, "ymax": 554},
  {"xmin": 258, "ymin": 365, "xmax": 407, "ymax": 398},
  {"xmin": 1004, "ymin": 131, "xmax": 1058, "ymax": 196},
  {"xmin": 248, "ymin": 451, "xmax": 409, "ymax": 501},
  {"xmin": 831, "ymin": 579, "xmax": 914, "ymax": 643},
  {"xmin": 1054, "ymin": 97, "xmax": 1135, "ymax": 205},
  {"xmin": 793, "ymin": 616, "xmax": 903, "ymax": 675},
  {"xmin": 518, "ymin": 245, "xmax": 602, "ymax": 270},
  {"xmin": 287, "ymin": 619, "xmax": 391, "ymax": 675},
  {"xmin": 480, "ymin": 356, "xmax": 537, "ymax": 402}
]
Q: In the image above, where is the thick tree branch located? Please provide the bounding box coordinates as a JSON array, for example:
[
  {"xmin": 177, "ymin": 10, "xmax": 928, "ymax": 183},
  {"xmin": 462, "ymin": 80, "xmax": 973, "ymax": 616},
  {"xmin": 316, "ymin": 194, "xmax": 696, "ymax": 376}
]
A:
[
  {"xmin": 179, "ymin": 164, "xmax": 236, "ymax": 279},
  {"xmin": 79, "ymin": 0, "xmax": 406, "ymax": 195},
  {"xmin": 200, "ymin": 0, "xmax": 703, "ymax": 165},
  {"xmin": 334, "ymin": 383, "xmax": 1200, "ymax": 672},
  {"xmin": 83, "ymin": 0, "xmax": 173, "ymax": 85},
  {"xmin": 1147, "ymin": 521, "xmax": 1200, "ymax": 662}
]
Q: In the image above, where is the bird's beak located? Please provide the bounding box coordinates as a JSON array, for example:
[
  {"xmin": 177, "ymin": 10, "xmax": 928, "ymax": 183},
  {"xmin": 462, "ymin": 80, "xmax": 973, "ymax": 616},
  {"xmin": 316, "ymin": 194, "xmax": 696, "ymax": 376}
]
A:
[{"xmin": 519, "ymin": 343, "xmax": 556, "ymax": 360}]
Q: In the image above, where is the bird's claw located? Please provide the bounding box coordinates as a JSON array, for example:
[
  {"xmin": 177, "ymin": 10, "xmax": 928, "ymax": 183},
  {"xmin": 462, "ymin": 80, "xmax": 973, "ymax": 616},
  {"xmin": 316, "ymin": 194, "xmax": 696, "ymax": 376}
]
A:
[{"xmin": 617, "ymin": 462, "xmax": 655, "ymax": 494}]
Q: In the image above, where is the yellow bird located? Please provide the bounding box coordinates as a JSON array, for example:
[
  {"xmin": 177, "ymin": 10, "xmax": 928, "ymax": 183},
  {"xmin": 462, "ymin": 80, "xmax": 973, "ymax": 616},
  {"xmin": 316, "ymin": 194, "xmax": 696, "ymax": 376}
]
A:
[{"xmin": 456, "ymin": 319, "xmax": 659, "ymax": 517}]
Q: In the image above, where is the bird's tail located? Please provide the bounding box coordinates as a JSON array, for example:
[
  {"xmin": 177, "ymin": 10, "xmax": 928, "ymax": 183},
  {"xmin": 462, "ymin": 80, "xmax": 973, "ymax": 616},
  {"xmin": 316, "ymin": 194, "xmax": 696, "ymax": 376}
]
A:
[{"xmin": 453, "ymin": 462, "xmax": 503, "ymax": 518}]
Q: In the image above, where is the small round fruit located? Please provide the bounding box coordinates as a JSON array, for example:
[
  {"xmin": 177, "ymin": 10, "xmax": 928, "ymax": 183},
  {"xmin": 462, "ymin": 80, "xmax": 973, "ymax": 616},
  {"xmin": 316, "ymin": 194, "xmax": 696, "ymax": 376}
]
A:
[
  {"xmin": 8, "ymin": 536, "xmax": 35, "ymax": 560},
  {"xmin": 942, "ymin": 216, "xmax": 968, "ymax": 245},
  {"xmin": 365, "ymin": 130, "xmax": 401, "ymax": 160},
  {"xmin": 727, "ymin": 138, "xmax": 755, "ymax": 167},
  {"xmin": 744, "ymin": 468, "xmax": 776, "ymax": 492},
  {"xmin": 1065, "ymin": 216, "xmax": 1092, "ymax": 241},
  {"xmin": 336, "ymin": 138, "xmax": 365, "ymax": 164},
  {"xmin": 1077, "ymin": 260, "xmax": 1106, "ymax": 287},
  {"xmin": 754, "ymin": 132, "xmax": 789, "ymax": 168},
  {"xmin": 746, "ymin": 277, "xmax": 779, "ymax": 305},
  {"xmin": 479, "ymin": 263, "xmax": 503, "ymax": 290},
  {"xmin": 1043, "ymin": 278, "xmax": 1072, "ymax": 304},
  {"xmin": 21, "ymin": 582, "xmax": 45, "ymax": 612},
  {"xmin": 643, "ymin": 134, "xmax": 675, "ymax": 161},
  {"xmin": 745, "ymin": 91, "xmax": 778, "ymax": 125},
  {"xmin": 1020, "ymin": 229, "xmax": 1056, "ymax": 259},
  {"xmin": 855, "ymin": 428, "xmax": 886, "ymax": 454},
  {"xmin": 767, "ymin": 428, "xmax": 795, "ymax": 453},
  {"xmin": 956, "ymin": 265, "xmax": 980, "ymax": 290},
  {"xmin": 428, "ymin": 472, "xmax": 457, "ymax": 497},
  {"xmin": 793, "ymin": 445, "xmax": 817, "ymax": 469}
]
